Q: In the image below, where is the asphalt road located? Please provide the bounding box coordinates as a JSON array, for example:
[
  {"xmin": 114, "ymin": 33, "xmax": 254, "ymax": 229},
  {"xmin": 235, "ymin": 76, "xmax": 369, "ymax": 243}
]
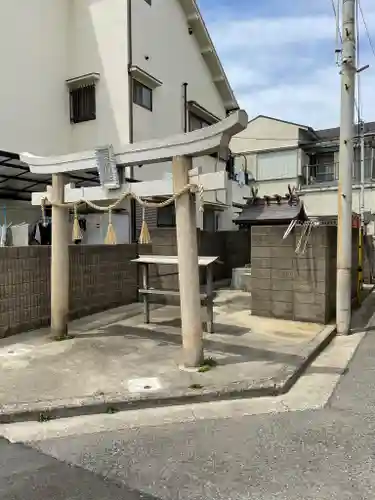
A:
[
  {"xmin": 5, "ymin": 329, "xmax": 375, "ymax": 499},
  {"xmin": 0, "ymin": 437, "xmax": 160, "ymax": 500}
]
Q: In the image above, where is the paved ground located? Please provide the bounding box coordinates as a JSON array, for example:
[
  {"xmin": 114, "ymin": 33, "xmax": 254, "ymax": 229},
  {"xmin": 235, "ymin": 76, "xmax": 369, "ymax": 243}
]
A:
[
  {"xmin": 1, "ymin": 310, "xmax": 371, "ymax": 500},
  {"xmin": 0, "ymin": 295, "xmax": 334, "ymax": 422},
  {"xmin": 0, "ymin": 438, "xmax": 158, "ymax": 499},
  {"xmin": 0, "ymin": 292, "xmax": 373, "ymax": 498}
]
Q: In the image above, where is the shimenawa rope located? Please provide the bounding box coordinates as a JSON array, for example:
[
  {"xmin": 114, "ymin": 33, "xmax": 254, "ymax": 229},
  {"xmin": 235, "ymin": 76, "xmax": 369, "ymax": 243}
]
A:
[{"xmin": 40, "ymin": 181, "xmax": 205, "ymax": 245}]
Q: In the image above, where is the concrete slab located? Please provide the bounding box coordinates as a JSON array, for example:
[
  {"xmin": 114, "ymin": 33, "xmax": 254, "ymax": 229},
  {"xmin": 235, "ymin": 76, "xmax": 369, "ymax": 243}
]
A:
[{"xmin": 0, "ymin": 297, "xmax": 336, "ymax": 424}]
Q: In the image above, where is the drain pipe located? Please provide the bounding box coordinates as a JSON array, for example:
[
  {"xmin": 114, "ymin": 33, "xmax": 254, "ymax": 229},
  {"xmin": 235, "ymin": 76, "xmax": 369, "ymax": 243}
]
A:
[
  {"xmin": 127, "ymin": 0, "xmax": 137, "ymax": 243},
  {"xmin": 182, "ymin": 82, "xmax": 188, "ymax": 133}
]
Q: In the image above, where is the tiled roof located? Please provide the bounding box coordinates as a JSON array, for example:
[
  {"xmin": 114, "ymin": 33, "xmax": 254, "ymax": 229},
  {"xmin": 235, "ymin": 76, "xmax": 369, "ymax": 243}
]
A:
[
  {"xmin": 316, "ymin": 121, "xmax": 375, "ymax": 141},
  {"xmin": 235, "ymin": 199, "xmax": 307, "ymax": 224}
]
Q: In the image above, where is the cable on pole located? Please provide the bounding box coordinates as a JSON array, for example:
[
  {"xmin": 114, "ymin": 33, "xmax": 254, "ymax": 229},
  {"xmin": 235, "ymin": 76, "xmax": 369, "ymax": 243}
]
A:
[{"xmin": 358, "ymin": 0, "xmax": 375, "ymax": 59}]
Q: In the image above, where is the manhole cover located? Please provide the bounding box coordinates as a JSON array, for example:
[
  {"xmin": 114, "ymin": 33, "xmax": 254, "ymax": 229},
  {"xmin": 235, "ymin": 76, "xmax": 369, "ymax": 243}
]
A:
[{"xmin": 127, "ymin": 377, "xmax": 162, "ymax": 393}]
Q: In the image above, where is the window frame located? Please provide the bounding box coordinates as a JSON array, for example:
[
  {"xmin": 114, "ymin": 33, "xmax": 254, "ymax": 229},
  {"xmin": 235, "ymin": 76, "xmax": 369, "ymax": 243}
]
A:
[
  {"xmin": 188, "ymin": 112, "xmax": 212, "ymax": 132},
  {"xmin": 133, "ymin": 80, "xmax": 153, "ymax": 111},
  {"xmin": 157, "ymin": 205, "xmax": 176, "ymax": 228},
  {"xmin": 69, "ymin": 84, "xmax": 97, "ymax": 124},
  {"xmin": 203, "ymin": 208, "xmax": 219, "ymax": 232}
]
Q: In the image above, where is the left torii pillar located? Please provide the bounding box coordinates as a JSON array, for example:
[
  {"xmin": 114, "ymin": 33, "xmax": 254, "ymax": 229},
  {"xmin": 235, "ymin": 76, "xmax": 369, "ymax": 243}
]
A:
[{"xmin": 50, "ymin": 174, "xmax": 70, "ymax": 339}]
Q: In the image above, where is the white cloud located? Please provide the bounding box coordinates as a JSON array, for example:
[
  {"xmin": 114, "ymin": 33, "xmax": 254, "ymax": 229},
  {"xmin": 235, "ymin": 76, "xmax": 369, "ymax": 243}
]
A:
[
  {"xmin": 203, "ymin": 2, "xmax": 375, "ymax": 128},
  {"xmin": 212, "ymin": 15, "xmax": 335, "ymax": 51}
]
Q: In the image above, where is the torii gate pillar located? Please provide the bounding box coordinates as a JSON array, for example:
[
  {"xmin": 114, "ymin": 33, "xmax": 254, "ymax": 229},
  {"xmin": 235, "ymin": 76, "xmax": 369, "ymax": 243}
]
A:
[
  {"xmin": 50, "ymin": 174, "xmax": 70, "ymax": 339},
  {"xmin": 173, "ymin": 156, "xmax": 203, "ymax": 366}
]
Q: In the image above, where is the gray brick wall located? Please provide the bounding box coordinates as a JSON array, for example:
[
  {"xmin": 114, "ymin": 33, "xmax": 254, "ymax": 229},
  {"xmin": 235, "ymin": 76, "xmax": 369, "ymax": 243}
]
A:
[
  {"xmin": 251, "ymin": 225, "xmax": 341, "ymax": 324},
  {"xmin": 0, "ymin": 244, "xmax": 138, "ymax": 338}
]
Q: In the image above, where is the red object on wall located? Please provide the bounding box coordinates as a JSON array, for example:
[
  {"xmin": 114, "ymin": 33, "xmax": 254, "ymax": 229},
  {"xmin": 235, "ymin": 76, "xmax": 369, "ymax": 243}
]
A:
[{"xmin": 352, "ymin": 216, "xmax": 360, "ymax": 228}]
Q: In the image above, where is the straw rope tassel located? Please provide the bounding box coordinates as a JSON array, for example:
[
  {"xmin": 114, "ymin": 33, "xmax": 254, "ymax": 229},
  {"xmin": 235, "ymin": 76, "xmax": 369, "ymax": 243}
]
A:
[
  {"xmin": 72, "ymin": 204, "xmax": 82, "ymax": 242},
  {"xmin": 139, "ymin": 206, "xmax": 151, "ymax": 244},
  {"xmin": 198, "ymin": 183, "xmax": 204, "ymax": 213},
  {"xmin": 104, "ymin": 209, "xmax": 117, "ymax": 245},
  {"xmin": 41, "ymin": 197, "xmax": 47, "ymax": 226}
]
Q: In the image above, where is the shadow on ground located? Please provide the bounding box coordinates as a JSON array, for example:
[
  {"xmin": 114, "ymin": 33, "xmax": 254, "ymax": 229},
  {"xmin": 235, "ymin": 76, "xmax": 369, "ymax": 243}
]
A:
[{"xmin": 75, "ymin": 321, "xmax": 342, "ymax": 376}]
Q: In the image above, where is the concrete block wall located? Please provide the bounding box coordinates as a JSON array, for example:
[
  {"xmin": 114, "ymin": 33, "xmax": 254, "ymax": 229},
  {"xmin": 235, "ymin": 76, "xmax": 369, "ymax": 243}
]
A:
[
  {"xmin": 0, "ymin": 244, "xmax": 138, "ymax": 338},
  {"xmin": 0, "ymin": 246, "xmax": 51, "ymax": 337},
  {"xmin": 251, "ymin": 225, "xmax": 337, "ymax": 323},
  {"xmin": 69, "ymin": 245, "xmax": 138, "ymax": 319}
]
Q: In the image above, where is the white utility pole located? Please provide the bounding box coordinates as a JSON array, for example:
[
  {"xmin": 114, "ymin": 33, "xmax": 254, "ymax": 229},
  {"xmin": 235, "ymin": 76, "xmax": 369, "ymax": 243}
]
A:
[
  {"xmin": 359, "ymin": 120, "xmax": 365, "ymax": 227},
  {"xmin": 337, "ymin": 0, "xmax": 356, "ymax": 334}
]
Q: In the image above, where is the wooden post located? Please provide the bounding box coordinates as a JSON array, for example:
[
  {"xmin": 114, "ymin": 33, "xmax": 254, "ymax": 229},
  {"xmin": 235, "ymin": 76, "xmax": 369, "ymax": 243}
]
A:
[
  {"xmin": 142, "ymin": 263, "xmax": 150, "ymax": 323},
  {"xmin": 172, "ymin": 155, "xmax": 203, "ymax": 367},
  {"xmin": 51, "ymin": 174, "xmax": 69, "ymax": 339},
  {"xmin": 206, "ymin": 265, "xmax": 214, "ymax": 334}
]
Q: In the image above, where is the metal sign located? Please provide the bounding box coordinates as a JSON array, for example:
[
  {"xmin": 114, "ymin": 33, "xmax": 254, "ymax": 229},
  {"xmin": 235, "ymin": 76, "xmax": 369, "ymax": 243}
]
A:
[{"xmin": 95, "ymin": 145, "xmax": 120, "ymax": 190}]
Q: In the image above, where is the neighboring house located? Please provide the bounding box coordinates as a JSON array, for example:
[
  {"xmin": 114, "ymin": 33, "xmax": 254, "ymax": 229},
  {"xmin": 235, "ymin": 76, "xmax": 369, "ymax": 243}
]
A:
[
  {"xmin": 0, "ymin": 0, "xmax": 250, "ymax": 237},
  {"xmin": 230, "ymin": 115, "xmax": 375, "ymax": 220}
]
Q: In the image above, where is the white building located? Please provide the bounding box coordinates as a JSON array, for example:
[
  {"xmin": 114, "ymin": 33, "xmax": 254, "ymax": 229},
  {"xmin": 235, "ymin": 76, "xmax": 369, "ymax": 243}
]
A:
[
  {"xmin": 231, "ymin": 115, "xmax": 375, "ymax": 221},
  {"xmin": 0, "ymin": 0, "xmax": 250, "ymax": 238}
]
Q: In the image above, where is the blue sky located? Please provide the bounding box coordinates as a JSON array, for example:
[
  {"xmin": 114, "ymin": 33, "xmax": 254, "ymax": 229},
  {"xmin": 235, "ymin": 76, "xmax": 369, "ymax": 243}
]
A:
[{"xmin": 198, "ymin": 0, "xmax": 375, "ymax": 129}]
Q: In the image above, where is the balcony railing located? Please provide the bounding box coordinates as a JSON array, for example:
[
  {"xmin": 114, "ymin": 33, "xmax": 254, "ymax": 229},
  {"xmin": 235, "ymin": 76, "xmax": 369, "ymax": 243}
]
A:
[{"xmin": 302, "ymin": 159, "xmax": 375, "ymax": 187}]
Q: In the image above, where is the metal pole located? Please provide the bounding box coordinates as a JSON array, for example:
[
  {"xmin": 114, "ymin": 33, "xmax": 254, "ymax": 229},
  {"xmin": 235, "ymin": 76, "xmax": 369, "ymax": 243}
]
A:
[
  {"xmin": 358, "ymin": 120, "xmax": 365, "ymax": 298},
  {"xmin": 337, "ymin": 0, "xmax": 356, "ymax": 334},
  {"xmin": 359, "ymin": 120, "xmax": 365, "ymax": 225}
]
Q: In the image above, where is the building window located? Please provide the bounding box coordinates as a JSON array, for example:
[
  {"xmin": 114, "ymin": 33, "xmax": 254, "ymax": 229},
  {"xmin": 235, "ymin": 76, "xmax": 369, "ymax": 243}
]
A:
[
  {"xmin": 189, "ymin": 112, "xmax": 211, "ymax": 132},
  {"xmin": 69, "ymin": 84, "xmax": 96, "ymax": 124},
  {"xmin": 157, "ymin": 205, "xmax": 176, "ymax": 227},
  {"xmin": 133, "ymin": 80, "xmax": 153, "ymax": 111},
  {"xmin": 203, "ymin": 209, "xmax": 219, "ymax": 232}
]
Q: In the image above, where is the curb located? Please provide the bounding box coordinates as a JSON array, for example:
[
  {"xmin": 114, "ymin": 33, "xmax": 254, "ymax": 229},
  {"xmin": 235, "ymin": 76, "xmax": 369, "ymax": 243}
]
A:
[{"xmin": 0, "ymin": 324, "xmax": 337, "ymax": 425}]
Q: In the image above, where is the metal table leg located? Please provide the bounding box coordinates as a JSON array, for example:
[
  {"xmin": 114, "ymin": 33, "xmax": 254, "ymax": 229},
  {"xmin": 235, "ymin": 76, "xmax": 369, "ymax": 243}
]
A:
[
  {"xmin": 142, "ymin": 263, "xmax": 150, "ymax": 324},
  {"xmin": 206, "ymin": 265, "xmax": 214, "ymax": 333}
]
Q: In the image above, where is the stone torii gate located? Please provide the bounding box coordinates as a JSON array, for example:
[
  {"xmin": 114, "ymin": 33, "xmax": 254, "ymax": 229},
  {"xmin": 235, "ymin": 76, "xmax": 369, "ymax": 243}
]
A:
[{"xmin": 21, "ymin": 110, "xmax": 248, "ymax": 367}]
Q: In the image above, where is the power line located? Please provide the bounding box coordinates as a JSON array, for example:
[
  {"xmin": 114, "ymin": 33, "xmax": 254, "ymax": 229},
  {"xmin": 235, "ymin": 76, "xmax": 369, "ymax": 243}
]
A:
[
  {"xmin": 328, "ymin": 0, "xmax": 363, "ymax": 116},
  {"xmin": 330, "ymin": 0, "xmax": 343, "ymax": 44},
  {"xmin": 231, "ymin": 137, "xmax": 306, "ymax": 141},
  {"xmin": 356, "ymin": 0, "xmax": 362, "ymax": 123},
  {"xmin": 358, "ymin": 0, "xmax": 375, "ymax": 59}
]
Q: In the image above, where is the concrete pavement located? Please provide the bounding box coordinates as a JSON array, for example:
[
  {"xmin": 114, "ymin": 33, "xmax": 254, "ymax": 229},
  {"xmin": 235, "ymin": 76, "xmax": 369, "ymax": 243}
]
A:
[
  {"xmin": 1, "ymin": 292, "xmax": 375, "ymax": 498},
  {"xmin": 0, "ymin": 297, "xmax": 336, "ymax": 423},
  {"xmin": 13, "ymin": 326, "xmax": 373, "ymax": 500},
  {"xmin": 0, "ymin": 329, "xmax": 363, "ymax": 443},
  {"xmin": 1, "ymin": 297, "xmax": 373, "ymax": 500}
]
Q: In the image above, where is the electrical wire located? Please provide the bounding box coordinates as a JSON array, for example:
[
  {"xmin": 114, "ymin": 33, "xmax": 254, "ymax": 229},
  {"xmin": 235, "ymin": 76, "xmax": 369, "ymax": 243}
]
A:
[
  {"xmin": 355, "ymin": 0, "xmax": 363, "ymax": 126},
  {"xmin": 358, "ymin": 0, "xmax": 375, "ymax": 59},
  {"xmin": 231, "ymin": 132, "xmax": 372, "ymax": 141},
  {"xmin": 331, "ymin": 0, "xmax": 343, "ymax": 45}
]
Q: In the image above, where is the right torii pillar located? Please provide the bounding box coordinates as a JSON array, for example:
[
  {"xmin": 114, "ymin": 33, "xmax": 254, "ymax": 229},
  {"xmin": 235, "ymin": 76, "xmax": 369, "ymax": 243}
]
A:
[{"xmin": 172, "ymin": 155, "xmax": 203, "ymax": 367}]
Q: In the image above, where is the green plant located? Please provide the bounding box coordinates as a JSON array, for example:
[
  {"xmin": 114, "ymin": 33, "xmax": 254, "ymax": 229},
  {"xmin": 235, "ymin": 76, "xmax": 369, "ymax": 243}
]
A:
[
  {"xmin": 203, "ymin": 357, "xmax": 217, "ymax": 367},
  {"xmin": 38, "ymin": 413, "xmax": 52, "ymax": 423},
  {"xmin": 106, "ymin": 406, "xmax": 119, "ymax": 414},
  {"xmin": 54, "ymin": 334, "xmax": 75, "ymax": 342},
  {"xmin": 198, "ymin": 357, "xmax": 218, "ymax": 372},
  {"xmin": 189, "ymin": 383, "xmax": 203, "ymax": 390},
  {"xmin": 198, "ymin": 365, "xmax": 211, "ymax": 373}
]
